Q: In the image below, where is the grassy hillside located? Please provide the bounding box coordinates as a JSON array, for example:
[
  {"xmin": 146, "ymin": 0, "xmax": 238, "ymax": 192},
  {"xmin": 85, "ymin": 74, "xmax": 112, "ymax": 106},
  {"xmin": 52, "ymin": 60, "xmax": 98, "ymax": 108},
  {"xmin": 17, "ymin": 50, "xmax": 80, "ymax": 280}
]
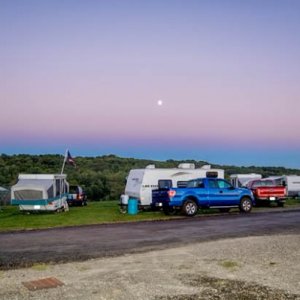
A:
[{"xmin": 1, "ymin": 154, "xmax": 299, "ymax": 200}]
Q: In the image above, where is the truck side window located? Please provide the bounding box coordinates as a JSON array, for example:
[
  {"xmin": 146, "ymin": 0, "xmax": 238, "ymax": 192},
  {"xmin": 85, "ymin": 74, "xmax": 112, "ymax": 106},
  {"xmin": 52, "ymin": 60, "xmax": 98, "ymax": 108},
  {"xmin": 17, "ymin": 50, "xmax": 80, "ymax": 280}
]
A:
[
  {"xmin": 217, "ymin": 180, "xmax": 231, "ymax": 189},
  {"xmin": 187, "ymin": 180, "xmax": 197, "ymax": 188},
  {"xmin": 197, "ymin": 180, "xmax": 205, "ymax": 188},
  {"xmin": 208, "ymin": 180, "xmax": 218, "ymax": 188}
]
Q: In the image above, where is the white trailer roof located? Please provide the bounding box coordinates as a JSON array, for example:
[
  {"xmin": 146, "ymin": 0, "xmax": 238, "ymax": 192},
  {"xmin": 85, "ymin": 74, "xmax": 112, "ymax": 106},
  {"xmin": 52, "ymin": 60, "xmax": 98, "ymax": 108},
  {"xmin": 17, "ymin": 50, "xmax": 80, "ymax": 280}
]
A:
[{"xmin": 12, "ymin": 179, "xmax": 54, "ymax": 191}]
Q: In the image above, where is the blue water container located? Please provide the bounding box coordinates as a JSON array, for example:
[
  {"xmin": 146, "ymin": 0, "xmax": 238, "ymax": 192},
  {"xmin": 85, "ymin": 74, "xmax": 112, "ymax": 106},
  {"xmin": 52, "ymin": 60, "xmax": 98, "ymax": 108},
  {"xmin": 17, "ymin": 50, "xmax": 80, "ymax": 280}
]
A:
[{"xmin": 128, "ymin": 198, "xmax": 138, "ymax": 215}]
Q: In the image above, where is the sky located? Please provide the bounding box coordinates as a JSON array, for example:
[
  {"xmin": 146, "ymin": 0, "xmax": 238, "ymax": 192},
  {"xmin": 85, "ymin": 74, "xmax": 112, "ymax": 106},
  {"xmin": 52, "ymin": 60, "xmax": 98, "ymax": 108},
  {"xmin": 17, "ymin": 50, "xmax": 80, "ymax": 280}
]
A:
[{"xmin": 1, "ymin": 0, "xmax": 300, "ymax": 168}]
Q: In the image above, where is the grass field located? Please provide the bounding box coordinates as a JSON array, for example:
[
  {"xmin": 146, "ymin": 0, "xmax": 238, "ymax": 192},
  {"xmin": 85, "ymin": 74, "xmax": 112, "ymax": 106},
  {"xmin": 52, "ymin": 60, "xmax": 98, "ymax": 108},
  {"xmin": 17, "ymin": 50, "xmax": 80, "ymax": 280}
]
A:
[
  {"xmin": 0, "ymin": 201, "xmax": 173, "ymax": 231},
  {"xmin": 0, "ymin": 199, "xmax": 299, "ymax": 232}
]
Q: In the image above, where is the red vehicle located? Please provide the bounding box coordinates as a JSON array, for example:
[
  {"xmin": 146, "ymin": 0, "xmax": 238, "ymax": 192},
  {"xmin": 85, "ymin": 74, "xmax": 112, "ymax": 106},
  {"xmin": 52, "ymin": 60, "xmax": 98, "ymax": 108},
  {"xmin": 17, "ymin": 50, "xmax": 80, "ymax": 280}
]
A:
[
  {"xmin": 246, "ymin": 179, "xmax": 287, "ymax": 207},
  {"xmin": 67, "ymin": 185, "xmax": 87, "ymax": 206}
]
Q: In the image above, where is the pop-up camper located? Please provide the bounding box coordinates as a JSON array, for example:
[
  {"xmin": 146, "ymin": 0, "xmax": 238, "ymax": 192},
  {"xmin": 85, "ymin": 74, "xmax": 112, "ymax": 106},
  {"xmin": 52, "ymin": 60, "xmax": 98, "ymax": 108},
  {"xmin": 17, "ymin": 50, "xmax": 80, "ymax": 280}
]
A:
[
  {"xmin": 11, "ymin": 174, "xmax": 69, "ymax": 212},
  {"xmin": 120, "ymin": 163, "xmax": 224, "ymax": 208}
]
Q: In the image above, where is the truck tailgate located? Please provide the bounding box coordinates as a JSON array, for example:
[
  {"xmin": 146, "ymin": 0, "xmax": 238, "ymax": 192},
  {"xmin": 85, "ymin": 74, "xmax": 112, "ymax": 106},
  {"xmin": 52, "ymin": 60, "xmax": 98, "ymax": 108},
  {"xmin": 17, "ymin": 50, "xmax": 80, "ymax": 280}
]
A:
[
  {"xmin": 152, "ymin": 189, "xmax": 169, "ymax": 206},
  {"xmin": 256, "ymin": 187, "xmax": 286, "ymax": 198}
]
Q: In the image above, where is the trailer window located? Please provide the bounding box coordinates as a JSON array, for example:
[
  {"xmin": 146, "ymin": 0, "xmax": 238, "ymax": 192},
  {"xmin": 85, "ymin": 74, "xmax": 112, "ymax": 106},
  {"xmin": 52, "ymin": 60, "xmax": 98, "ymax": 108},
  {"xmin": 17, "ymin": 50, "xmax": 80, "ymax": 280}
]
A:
[
  {"xmin": 206, "ymin": 171, "xmax": 218, "ymax": 178},
  {"xmin": 14, "ymin": 190, "xmax": 43, "ymax": 200},
  {"xmin": 158, "ymin": 180, "xmax": 172, "ymax": 189},
  {"xmin": 177, "ymin": 181, "xmax": 188, "ymax": 188}
]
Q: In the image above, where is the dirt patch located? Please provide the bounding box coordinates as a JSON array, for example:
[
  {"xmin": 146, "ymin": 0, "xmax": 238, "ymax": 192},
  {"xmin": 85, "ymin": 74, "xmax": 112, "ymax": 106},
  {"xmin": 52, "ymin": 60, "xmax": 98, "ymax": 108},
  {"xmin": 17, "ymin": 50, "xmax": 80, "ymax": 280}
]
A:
[{"xmin": 157, "ymin": 275, "xmax": 299, "ymax": 299}]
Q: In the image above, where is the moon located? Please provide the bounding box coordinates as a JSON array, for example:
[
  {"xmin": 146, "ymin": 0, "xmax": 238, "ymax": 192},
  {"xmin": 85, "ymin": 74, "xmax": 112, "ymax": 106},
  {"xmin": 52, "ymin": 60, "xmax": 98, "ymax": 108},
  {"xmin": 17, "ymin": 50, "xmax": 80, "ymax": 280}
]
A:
[{"xmin": 157, "ymin": 100, "xmax": 163, "ymax": 106}]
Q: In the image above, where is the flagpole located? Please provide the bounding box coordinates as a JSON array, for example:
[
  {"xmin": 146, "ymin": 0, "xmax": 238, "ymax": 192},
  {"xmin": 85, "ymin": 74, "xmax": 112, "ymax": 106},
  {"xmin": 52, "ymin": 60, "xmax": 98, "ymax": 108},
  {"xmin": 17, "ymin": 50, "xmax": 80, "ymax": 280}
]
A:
[{"xmin": 60, "ymin": 149, "xmax": 68, "ymax": 174}]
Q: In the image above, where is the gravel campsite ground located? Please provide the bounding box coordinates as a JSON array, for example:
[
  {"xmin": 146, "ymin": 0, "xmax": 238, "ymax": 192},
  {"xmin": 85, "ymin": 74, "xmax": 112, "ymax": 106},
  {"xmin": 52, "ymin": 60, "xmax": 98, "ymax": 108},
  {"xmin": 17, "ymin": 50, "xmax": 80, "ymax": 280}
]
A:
[{"xmin": 0, "ymin": 234, "xmax": 299, "ymax": 300}]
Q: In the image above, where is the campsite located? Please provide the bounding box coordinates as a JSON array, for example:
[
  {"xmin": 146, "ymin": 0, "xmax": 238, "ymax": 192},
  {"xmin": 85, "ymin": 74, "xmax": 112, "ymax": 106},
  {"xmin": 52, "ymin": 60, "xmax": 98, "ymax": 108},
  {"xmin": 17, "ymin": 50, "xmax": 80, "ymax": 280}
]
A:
[
  {"xmin": 1, "ymin": 0, "xmax": 300, "ymax": 298},
  {"xmin": 1, "ymin": 158, "xmax": 300, "ymax": 299},
  {"xmin": 1, "ymin": 154, "xmax": 300, "ymax": 231}
]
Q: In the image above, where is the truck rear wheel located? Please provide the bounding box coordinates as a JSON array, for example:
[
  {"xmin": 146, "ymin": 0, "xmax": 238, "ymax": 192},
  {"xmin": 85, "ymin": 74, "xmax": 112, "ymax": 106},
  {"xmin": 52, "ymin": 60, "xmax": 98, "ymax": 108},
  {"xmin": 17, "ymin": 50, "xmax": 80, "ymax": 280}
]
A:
[
  {"xmin": 239, "ymin": 197, "xmax": 252, "ymax": 213},
  {"xmin": 182, "ymin": 199, "xmax": 198, "ymax": 217}
]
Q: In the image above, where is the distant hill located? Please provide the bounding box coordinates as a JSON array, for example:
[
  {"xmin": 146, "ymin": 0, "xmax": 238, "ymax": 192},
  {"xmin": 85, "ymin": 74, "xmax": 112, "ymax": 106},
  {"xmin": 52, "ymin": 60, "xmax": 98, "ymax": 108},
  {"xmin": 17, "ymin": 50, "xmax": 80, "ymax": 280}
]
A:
[{"xmin": 1, "ymin": 154, "xmax": 299, "ymax": 200}]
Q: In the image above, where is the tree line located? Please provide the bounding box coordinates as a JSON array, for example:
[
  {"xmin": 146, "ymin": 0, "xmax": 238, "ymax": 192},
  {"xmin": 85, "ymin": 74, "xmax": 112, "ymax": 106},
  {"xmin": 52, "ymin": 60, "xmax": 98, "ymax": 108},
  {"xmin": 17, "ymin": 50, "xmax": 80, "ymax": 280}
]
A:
[{"xmin": 0, "ymin": 154, "xmax": 299, "ymax": 200}]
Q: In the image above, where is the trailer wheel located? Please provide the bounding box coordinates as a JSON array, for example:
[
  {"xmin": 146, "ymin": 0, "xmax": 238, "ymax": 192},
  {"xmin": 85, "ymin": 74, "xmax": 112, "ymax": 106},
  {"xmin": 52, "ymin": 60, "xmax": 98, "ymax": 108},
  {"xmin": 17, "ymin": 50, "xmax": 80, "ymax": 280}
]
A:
[
  {"xmin": 182, "ymin": 199, "xmax": 198, "ymax": 217},
  {"xmin": 239, "ymin": 197, "xmax": 252, "ymax": 213}
]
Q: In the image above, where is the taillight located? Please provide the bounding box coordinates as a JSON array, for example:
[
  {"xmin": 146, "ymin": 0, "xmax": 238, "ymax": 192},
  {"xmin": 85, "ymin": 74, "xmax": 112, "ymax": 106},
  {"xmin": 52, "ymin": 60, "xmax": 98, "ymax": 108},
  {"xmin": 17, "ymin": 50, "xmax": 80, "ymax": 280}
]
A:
[{"xmin": 168, "ymin": 190, "xmax": 176, "ymax": 198}]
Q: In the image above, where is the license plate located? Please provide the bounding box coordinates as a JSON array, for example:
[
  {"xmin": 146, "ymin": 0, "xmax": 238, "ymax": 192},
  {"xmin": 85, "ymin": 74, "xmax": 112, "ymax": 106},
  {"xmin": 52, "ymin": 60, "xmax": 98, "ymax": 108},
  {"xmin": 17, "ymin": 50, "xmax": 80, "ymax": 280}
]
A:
[
  {"xmin": 269, "ymin": 197, "xmax": 276, "ymax": 201},
  {"xmin": 33, "ymin": 205, "xmax": 41, "ymax": 209}
]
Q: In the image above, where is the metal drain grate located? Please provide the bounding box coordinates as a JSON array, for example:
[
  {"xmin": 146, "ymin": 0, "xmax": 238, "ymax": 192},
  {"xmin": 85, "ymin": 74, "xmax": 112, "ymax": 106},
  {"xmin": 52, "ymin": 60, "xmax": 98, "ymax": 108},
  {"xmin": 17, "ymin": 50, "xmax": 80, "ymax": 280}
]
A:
[{"xmin": 22, "ymin": 277, "xmax": 64, "ymax": 291}]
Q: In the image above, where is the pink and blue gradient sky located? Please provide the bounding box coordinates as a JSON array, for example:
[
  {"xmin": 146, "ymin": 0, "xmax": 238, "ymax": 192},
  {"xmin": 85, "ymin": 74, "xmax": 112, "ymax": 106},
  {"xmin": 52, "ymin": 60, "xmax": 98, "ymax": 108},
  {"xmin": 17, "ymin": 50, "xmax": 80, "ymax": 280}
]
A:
[{"xmin": 1, "ymin": 0, "xmax": 300, "ymax": 167}]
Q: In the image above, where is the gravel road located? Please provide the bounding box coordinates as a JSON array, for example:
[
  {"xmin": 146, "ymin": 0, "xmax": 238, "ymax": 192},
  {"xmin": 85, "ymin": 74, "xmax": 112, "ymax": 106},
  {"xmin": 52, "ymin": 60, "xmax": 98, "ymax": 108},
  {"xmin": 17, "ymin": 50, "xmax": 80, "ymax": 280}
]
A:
[
  {"xmin": 0, "ymin": 234, "xmax": 299, "ymax": 299},
  {"xmin": 0, "ymin": 209, "xmax": 300, "ymax": 269}
]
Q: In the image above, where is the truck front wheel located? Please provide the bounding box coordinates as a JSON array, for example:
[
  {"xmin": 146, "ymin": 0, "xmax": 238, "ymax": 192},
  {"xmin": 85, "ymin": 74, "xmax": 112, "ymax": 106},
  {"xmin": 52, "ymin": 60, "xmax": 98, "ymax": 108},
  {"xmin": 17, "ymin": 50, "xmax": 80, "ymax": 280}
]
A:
[
  {"xmin": 239, "ymin": 197, "xmax": 253, "ymax": 213},
  {"xmin": 182, "ymin": 199, "xmax": 198, "ymax": 217}
]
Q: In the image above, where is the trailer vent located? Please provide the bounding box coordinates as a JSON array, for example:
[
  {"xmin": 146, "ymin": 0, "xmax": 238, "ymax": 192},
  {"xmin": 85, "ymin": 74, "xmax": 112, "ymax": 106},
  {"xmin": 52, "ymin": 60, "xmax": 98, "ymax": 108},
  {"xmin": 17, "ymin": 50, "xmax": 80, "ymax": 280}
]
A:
[{"xmin": 178, "ymin": 163, "xmax": 195, "ymax": 169}]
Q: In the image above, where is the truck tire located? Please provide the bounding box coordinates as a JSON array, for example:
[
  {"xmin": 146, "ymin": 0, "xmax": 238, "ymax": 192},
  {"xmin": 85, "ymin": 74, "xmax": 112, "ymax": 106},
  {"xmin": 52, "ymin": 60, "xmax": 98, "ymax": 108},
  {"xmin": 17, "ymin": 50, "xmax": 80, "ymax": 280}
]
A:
[
  {"xmin": 239, "ymin": 197, "xmax": 253, "ymax": 213},
  {"xmin": 182, "ymin": 199, "xmax": 198, "ymax": 217}
]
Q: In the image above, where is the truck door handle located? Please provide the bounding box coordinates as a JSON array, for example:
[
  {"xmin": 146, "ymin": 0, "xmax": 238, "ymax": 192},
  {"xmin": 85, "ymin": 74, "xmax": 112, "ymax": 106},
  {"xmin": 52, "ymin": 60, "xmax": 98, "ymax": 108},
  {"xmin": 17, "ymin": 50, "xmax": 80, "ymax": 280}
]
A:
[{"xmin": 219, "ymin": 191, "xmax": 223, "ymax": 193}]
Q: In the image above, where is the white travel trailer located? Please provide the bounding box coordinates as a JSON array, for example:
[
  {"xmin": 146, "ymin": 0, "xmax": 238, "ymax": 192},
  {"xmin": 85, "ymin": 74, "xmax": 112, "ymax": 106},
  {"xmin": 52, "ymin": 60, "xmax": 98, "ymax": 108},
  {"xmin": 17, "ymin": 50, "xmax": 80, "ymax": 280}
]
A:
[
  {"xmin": 11, "ymin": 174, "xmax": 69, "ymax": 212},
  {"xmin": 283, "ymin": 176, "xmax": 300, "ymax": 197},
  {"xmin": 269, "ymin": 175, "xmax": 300, "ymax": 198},
  {"xmin": 230, "ymin": 173, "xmax": 262, "ymax": 188},
  {"xmin": 120, "ymin": 163, "xmax": 224, "ymax": 208}
]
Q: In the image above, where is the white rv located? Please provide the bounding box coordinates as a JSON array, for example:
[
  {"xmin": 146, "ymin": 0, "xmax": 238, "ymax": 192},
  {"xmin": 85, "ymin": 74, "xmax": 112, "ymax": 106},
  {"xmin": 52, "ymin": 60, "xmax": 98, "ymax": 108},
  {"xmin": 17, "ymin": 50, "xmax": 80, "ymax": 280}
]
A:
[
  {"xmin": 11, "ymin": 174, "xmax": 69, "ymax": 212},
  {"xmin": 230, "ymin": 174, "xmax": 262, "ymax": 188},
  {"xmin": 283, "ymin": 176, "xmax": 300, "ymax": 197},
  {"xmin": 269, "ymin": 175, "xmax": 300, "ymax": 198},
  {"xmin": 120, "ymin": 163, "xmax": 224, "ymax": 208}
]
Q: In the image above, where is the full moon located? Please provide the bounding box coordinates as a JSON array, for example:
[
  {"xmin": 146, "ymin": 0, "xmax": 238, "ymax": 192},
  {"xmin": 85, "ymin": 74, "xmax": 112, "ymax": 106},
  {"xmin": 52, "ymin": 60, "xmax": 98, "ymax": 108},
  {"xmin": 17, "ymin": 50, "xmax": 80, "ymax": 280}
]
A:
[{"xmin": 157, "ymin": 100, "xmax": 163, "ymax": 106}]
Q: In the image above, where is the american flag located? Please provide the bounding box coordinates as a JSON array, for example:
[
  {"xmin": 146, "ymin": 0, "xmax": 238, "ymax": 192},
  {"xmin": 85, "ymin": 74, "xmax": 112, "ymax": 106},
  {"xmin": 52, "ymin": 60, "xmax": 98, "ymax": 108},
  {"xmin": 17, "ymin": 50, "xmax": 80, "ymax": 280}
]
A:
[{"xmin": 66, "ymin": 151, "xmax": 76, "ymax": 167}]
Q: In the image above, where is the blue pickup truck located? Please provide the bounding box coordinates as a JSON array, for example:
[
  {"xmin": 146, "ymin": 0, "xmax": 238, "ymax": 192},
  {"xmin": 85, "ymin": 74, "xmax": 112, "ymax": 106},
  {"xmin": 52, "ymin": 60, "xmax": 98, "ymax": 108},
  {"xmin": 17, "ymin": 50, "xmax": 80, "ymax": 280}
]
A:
[{"xmin": 152, "ymin": 177, "xmax": 255, "ymax": 216}]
